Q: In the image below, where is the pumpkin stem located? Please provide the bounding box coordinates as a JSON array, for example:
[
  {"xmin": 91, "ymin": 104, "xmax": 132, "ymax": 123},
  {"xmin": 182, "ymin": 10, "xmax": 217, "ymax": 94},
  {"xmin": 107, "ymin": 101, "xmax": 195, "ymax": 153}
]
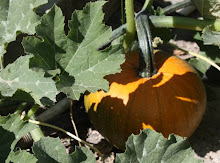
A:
[{"xmin": 136, "ymin": 11, "xmax": 157, "ymax": 78}]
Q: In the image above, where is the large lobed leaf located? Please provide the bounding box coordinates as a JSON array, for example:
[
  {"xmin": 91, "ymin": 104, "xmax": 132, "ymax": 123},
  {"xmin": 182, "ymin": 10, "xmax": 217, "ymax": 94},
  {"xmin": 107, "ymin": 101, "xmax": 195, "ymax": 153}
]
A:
[
  {"xmin": 57, "ymin": 1, "xmax": 125, "ymax": 100},
  {"xmin": 22, "ymin": 5, "xmax": 67, "ymax": 71},
  {"xmin": 0, "ymin": 55, "xmax": 58, "ymax": 106},
  {"xmin": 23, "ymin": 2, "xmax": 125, "ymax": 100},
  {"xmin": 116, "ymin": 129, "xmax": 202, "ymax": 163},
  {"xmin": 202, "ymin": 26, "xmax": 220, "ymax": 48},
  {"xmin": 0, "ymin": 0, "xmax": 47, "ymax": 56},
  {"xmin": 191, "ymin": 0, "xmax": 220, "ymax": 20},
  {"xmin": 0, "ymin": 114, "xmax": 38, "ymax": 162},
  {"xmin": 33, "ymin": 137, "xmax": 96, "ymax": 163},
  {"xmin": 0, "ymin": 114, "xmax": 95, "ymax": 163}
]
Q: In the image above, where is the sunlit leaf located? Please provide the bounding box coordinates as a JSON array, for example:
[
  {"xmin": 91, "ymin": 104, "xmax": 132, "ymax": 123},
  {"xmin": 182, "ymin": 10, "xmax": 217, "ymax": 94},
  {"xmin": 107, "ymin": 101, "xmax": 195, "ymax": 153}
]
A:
[
  {"xmin": 116, "ymin": 129, "xmax": 202, "ymax": 163},
  {"xmin": 0, "ymin": 55, "xmax": 58, "ymax": 106},
  {"xmin": 0, "ymin": 0, "xmax": 47, "ymax": 56}
]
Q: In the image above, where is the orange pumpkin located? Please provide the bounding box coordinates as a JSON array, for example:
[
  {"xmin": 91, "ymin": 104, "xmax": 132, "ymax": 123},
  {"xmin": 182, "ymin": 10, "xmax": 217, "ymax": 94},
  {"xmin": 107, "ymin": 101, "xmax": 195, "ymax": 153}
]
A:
[{"xmin": 84, "ymin": 50, "xmax": 206, "ymax": 150}]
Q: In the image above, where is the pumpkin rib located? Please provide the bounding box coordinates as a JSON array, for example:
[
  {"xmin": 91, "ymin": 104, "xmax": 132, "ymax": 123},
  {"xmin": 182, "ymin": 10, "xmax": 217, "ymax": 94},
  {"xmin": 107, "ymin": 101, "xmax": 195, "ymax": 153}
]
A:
[
  {"xmin": 164, "ymin": 77, "xmax": 189, "ymax": 136},
  {"xmin": 149, "ymin": 77, "xmax": 163, "ymax": 132},
  {"xmin": 84, "ymin": 51, "xmax": 207, "ymax": 150},
  {"xmin": 124, "ymin": 83, "xmax": 138, "ymax": 139}
]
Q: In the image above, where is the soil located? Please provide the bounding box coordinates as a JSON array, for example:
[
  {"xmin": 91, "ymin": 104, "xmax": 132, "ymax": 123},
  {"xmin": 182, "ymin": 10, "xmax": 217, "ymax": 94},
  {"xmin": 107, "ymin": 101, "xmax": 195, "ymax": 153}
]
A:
[{"xmin": 7, "ymin": 0, "xmax": 220, "ymax": 162}]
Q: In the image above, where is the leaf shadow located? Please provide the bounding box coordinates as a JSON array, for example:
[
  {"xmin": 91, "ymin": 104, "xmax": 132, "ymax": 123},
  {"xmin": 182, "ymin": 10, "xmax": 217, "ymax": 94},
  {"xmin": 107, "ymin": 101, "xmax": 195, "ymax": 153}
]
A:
[{"xmin": 87, "ymin": 71, "xmax": 206, "ymax": 150}]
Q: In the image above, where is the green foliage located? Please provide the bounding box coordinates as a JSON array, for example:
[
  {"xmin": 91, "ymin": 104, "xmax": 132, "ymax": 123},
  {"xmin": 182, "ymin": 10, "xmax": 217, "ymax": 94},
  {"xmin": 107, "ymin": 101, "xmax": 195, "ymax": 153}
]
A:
[
  {"xmin": 189, "ymin": 33, "xmax": 220, "ymax": 75},
  {"xmin": 202, "ymin": 26, "xmax": 220, "ymax": 48},
  {"xmin": 0, "ymin": 114, "xmax": 38, "ymax": 162},
  {"xmin": 191, "ymin": 0, "xmax": 220, "ymax": 48},
  {"xmin": 116, "ymin": 129, "xmax": 202, "ymax": 163},
  {"xmin": 0, "ymin": 0, "xmax": 47, "ymax": 56},
  {"xmin": 23, "ymin": 2, "xmax": 125, "ymax": 100},
  {"xmin": 0, "ymin": 55, "xmax": 58, "ymax": 106},
  {"xmin": 191, "ymin": 0, "xmax": 220, "ymax": 20},
  {"xmin": 0, "ymin": 0, "xmax": 218, "ymax": 162},
  {"xmin": 33, "ymin": 137, "xmax": 96, "ymax": 163},
  {"xmin": 8, "ymin": 150, "xmax": 38, "ymax": 163}
]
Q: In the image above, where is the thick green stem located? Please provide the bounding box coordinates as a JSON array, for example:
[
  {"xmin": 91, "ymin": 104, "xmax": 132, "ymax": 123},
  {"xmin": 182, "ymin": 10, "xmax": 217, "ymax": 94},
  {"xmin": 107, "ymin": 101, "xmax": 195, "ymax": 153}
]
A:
[
  {"xmin": 30, "ymin": 126, "xmax": 45, "ymax": 142},
  {"xmin": 99, "ymin": 16, "xmax": 220, "ymax": 50},
  {"xmin": 163, "ymin": 0, "xmax": 193, "ymax": 15},
  {"xmin": 23, "ymin": 104, "xmax": 39, "ymax": 120},
  {"xmin": 150, "ymin": 16, "xmax": 220, "ymax": 31},
  {"xmin": 121, "ymin": 0, "xmax": 125, "ymax": 24},
  {"xmin": 123, "ymin": 0, "xmax": 136, "ymax": 50},
  {"xmin": 21, "ymin": 104, "xmax": 44, "ymax": 142},
  {"xmin": 142, "ymin": 0, "xmax": 154, "ymax": 12},
  {"xmin": 136, "ymin": 13, "xmax": 156, "ymax": 78},
  {"xmin": 0, "ymin": 55, "xmax": 4, "ymax": 70},
  {"xmin": 14, "ymin": 102, "xmax": 27, "ymax": 114}
]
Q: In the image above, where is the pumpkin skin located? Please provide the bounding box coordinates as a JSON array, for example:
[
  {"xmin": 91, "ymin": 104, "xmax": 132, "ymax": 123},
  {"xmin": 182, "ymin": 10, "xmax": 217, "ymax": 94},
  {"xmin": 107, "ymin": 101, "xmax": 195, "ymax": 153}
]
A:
[{"xmin": 84, "ymin": 50, "xmax": 206, "ymax": 150}]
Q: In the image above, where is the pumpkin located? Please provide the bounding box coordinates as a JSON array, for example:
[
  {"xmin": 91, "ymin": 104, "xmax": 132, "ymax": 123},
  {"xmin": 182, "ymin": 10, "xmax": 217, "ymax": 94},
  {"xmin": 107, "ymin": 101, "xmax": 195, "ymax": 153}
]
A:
[{"xmin": 84, "ymin": 50, "xmax": 206, "ymax": 150}]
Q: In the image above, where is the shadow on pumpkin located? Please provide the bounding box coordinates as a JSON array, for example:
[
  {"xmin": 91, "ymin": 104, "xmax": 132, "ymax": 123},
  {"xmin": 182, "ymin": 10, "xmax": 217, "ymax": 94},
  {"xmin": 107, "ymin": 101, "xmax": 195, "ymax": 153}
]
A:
[{"xmin": 87, "ymin": 72, "xmax": 206, "ymax": 150}]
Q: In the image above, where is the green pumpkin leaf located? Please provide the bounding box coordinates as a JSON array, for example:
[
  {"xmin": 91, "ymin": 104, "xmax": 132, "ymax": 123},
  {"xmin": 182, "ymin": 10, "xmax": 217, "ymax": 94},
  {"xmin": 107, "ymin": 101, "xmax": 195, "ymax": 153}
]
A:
[
  {"xmin": 8, "ymin": 150, "xmax": 37, "ymax": 163},
  {"xmin": 56, "ymin": 45, "xmax": 124, "ymax": 100},
  {"xmin": 202, "ymin": 26, "xmax": 220, "ymax": 48},
  {"xmin": 22, "ymin": 5, "xmax": 66, "ymax": 71},
  {"xmin": 33, "ymin": 137, "xmax": 96, "ymax": 163},
  {"xmin": 116, "ymin": 129, "xmax": 202, "ymax": 163},
  {"xmin": 0, "ymin": 55, "xmax": 58, "ymax": 106},
  {"xmin": 0, "ymin": 114, "xmax": 38, "ymax": 163},
  {"xmin": 191, "ymin": 0, "xmax": 220, "ymax": 20},
  {"xmin": 22, "ymin": 1, "xmax": 125, "ymax": 100},
  {"xmin": 189, "ymin": 58, "xmax": 211, "ymax": 75},
  {"xmin": 188, "ymin": 33, "xmax": 220, "ymax": 75},
  {"xmin": 0, "ymin": 0, "xmax": 47, "ymax": 56},
  {"xmin": 56, "ymin": 1, "xmax": 125, "ymax": 100}
]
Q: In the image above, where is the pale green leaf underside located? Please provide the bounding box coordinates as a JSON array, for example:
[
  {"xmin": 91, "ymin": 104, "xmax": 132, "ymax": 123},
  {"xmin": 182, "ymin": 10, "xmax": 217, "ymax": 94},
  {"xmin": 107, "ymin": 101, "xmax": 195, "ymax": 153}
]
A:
[
  {"xmin": 189, "ymin": 58, "xmax": 211, "ymax": 75},
  {"xmin": 191, "ymin": 0, "xmax": 220, "ymax": 20},
  {"xmin": 8, "ymin": 150, "xmax": 37, "ymax": 163},
  {"xmin": 0, "ymin": 55, "xmax": 58, "ymax": 105},
  {"xmin": 0, "ymin": 114, "xmax": 38, "ymax": 163},
  {"xmin": 202, "ymin": 26, "xmax": 220, "ymax": 48},
  {"xmin": 0, "ymin": 0, "xmax": 47, "ymax": 56},
  {"xmin": 116, "ymin": 129, "xmax": 202, "ymax": 163},
  {"xmin": 33, "ymin": 137, "xmax": 96, "ymax": 163}
]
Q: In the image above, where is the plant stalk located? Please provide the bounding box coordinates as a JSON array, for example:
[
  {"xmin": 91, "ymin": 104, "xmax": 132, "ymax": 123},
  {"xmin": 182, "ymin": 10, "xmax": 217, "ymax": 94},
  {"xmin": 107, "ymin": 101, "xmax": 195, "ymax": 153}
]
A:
[
  {"xmin": 23, "ymin": 104, "xmax": 39, "ymax": 120},
  {"xmin": 168, "ymin": 42, "xmax": 220, "ymax": 71},
  {"xmin": 36, "ymin": 98, "xmax": 70, "ymax": 122},
  {"xmin": 123, "ymin": 0, "xmax": 136, "ymax": 51},
  {"xmin": 136, "ymin": 13, "xmax": 156, "ymax": 78},
  {"xmin": 142, "ymin": 0, "xmax": 154, "ymax": 12},
  {"xmin": 14, "ymin": 102, "xmax": 28, "ymax": 114},
  {"xmin": 121, "ymin": 0, "xmax": 125, "ymax": 24},
  {"xmin": 99, "ymin": 16, "xmax": 220, "ymax": 50},
  {"xmin": 0, "ymin": 55, "xmax": 4, "ymax": 70},
  {"xmin": 29, "ymin": 119, "xmax": 104, "ymax": 157},
  {"xmin": 163, "ymin": 0, "xmax": 193, "ymax": 15},
  {"xmin": 150, "ymin": 16, "xmax": 220, "ymax": 31},
  {"xmin": 30, "ymin": 126, "xmax": 45, "ymax": 142}
]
